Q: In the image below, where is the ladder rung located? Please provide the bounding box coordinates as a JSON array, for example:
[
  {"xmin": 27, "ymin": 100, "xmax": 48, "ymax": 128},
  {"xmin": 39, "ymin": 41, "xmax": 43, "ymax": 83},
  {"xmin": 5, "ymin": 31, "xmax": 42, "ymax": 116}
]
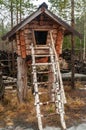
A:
[
  {"xmin": 37, "ymin": 71, "xmax": 52, "ymax": 74},
  {"xmin": 33, "ymin": 81, "xmax": 59, "ymax": 86},
  {"xmin": 34, "ymin": 46, "xmax": 50, "ymax": 49},
  {"xmin": 35, "ymin": 101, "xmax": 56, "ymax": 106},
  {"xmin": 32, "ymin": 62, "xmax": 56, "ymax": 66},
  {"xmin": 34, "ymin": 91, "xmax": 55, "ymax": 95},
  {"xmin": 33, "ymin": 81, "xmax": 52, "ymax": 85},
  {"xmin": 32, "ymin": 71, "xmax": 52, "ymax": 74},
  {"xmin": 43, "ymin": 113, "xmax": 58, "ymax": 118},
  {"xmin": 33, "ymin": 91, "xmax": 48, "ymax": 95},
  {"xmin": 34, "ymin": 54, "xmax": 54, "ymax": 57}
]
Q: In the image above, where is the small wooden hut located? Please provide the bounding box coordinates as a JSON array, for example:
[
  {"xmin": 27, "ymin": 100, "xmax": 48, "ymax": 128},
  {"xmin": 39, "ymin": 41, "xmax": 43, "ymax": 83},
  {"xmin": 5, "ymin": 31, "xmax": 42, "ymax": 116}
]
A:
[
  {"xmin": 2, "ymin": 2, "xmax": 82, "ymax": 102},
  {"xmin": 2, "ymin": 3, "xmax": 82, "ymax": 129}
]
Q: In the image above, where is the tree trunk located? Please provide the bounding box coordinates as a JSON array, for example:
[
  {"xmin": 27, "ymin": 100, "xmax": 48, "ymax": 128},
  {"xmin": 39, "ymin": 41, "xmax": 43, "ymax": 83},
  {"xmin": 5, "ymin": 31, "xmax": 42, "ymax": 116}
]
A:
[
  {"xmin": 11, "ymin": 41, "xmax": 15, "ymax": 77},
  {"xmin": 10, "ymin": 1, "xmax": 15, "ymax": 77},
  {"xmin": 0, "ymin": 63, "xmax": 4, "ymax": 100},
  {"xmin": 16, "ymin": 0, "xmax": 19, "ymax": 24},
  {"xmin": 17, "ymin": 56, "xmax": 27, "ymax": 103},
  {"xmin": 10, "ymin": 1, "xmax": 13, "ymax": 28},
  {"xmin": 20, "ymin": 0, "xmax": 22, "ymax": 22},
  {"xmin": 83, "ymin": 14, "xmax": 86, "ymax": 60},
  {"xmin": 71, "ymin": 0, "xmax": 75, "ymax": 89}
]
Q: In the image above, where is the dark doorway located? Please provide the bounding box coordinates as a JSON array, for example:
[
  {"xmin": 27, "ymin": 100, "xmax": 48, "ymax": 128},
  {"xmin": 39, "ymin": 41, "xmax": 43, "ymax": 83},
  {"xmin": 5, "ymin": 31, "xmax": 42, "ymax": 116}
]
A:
[{"xmin": 34, "ymin": 31, "xmax": 48, "ymax": 45}]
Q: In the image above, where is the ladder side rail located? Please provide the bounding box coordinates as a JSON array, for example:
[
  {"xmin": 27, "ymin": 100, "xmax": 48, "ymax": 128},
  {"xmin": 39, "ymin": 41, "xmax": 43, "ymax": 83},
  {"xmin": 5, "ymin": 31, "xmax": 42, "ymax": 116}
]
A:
[
  {"xmin": 50, "ymin": 31, "xmax": 67, "ymax": 130},
  {"xmin": 49, "ymin": 45, "xmax": 56, "ymax": 102},
  {"xmin": 31, "ymin": 43, "xmax": 43, "ymax": 130},
  {"xmin": 49, "ymin": 45, "xmax": 59, "ymax": 87},
  {"xmin": 49, "ymin": 45, "xmax": 61, "ymax": 114},
  {"xmin": 49, "ymin": 45, "xmax": 65, "ymax": 115},
  {"xmin": 50, "ymin": 31, "xmax": 66, "ymax": 104}
]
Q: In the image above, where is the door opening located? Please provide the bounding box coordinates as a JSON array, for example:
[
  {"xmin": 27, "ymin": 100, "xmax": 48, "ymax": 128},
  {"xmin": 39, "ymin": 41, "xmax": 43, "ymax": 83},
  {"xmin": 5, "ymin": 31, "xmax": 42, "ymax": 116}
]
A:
[{"xmin": 34, "ymin": 31, "xmax": 48, "ymax": 45}]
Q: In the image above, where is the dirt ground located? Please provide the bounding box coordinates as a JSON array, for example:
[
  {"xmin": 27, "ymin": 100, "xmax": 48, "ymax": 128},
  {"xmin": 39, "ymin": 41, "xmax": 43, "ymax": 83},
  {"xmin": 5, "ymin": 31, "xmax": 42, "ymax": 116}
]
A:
[{"xmin": 0, "ymin": 81, "xmax": 86, "ymax": 129}]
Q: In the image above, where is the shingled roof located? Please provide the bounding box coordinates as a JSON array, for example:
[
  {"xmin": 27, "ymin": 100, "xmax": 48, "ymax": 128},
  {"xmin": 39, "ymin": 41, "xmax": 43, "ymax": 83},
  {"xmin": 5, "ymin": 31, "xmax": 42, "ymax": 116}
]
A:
[{"xmin": 2, "ymin": 2, "xmax": 82, "ymax": 40}]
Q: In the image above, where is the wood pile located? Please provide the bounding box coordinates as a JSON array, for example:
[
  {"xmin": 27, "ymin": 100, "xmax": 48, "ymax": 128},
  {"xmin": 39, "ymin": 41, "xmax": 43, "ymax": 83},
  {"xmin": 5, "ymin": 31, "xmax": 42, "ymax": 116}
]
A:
[
  {"xmin": 0, "ymin": 50, "xmax": 17, "ymax": 76},
  {"xmin": 61, "ymin": 49, "xmax": 86, "ymax": 74}
]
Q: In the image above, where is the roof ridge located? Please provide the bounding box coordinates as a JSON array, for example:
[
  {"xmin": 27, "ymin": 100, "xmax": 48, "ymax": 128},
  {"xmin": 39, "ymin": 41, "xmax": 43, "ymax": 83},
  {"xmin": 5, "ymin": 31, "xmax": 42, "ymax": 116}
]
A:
[{"xmin": 38, "ymin": 2, "xmax": 48, "ymax": 10}]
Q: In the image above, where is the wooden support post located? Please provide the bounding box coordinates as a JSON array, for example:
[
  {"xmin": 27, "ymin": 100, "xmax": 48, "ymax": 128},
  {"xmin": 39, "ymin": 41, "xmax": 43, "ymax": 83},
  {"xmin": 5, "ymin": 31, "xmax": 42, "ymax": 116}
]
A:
[
  {"xmin": 11, "ymin": 40, "xmax": 15, "ymax": 77},
  {"xmin": 17, "ymin": 56, "xmax": 27, "ymax": 103}
]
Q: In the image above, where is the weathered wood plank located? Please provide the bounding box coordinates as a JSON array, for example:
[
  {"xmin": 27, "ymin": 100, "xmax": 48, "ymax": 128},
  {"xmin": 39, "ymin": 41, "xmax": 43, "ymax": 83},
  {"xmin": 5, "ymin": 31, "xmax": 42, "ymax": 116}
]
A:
[{"xmin": 17, "ymin": 56, "xmax": 27, "ymax": 102}]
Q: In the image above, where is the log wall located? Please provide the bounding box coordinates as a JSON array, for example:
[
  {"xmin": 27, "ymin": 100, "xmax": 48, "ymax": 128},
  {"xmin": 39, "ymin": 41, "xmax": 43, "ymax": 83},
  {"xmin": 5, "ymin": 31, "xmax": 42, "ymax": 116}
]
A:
[
  {"xmin": 15, "ymin": 13, "xmax": 64, "ymax": 59},
  {"xmin": 56, "ymin": 28, "xmax": 64, "ymax": 56},
  {"xmin": 15, "ymin": 13, "xmax": 65, "ymax": 102}
]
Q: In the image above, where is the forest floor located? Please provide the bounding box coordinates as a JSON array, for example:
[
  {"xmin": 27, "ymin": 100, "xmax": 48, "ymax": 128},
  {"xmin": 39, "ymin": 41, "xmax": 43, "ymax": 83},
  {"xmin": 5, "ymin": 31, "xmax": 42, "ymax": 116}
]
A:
[{"xmin": 0, "ymin": 81, "xmax": 86, "ymax": 130}]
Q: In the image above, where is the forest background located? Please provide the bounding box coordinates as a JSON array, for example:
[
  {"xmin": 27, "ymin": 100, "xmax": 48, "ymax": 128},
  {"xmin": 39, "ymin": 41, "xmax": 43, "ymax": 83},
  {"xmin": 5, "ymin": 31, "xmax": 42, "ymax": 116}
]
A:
[{"xmin": 0, "ymin": 0, "xmax": 86, "ymax": 58}]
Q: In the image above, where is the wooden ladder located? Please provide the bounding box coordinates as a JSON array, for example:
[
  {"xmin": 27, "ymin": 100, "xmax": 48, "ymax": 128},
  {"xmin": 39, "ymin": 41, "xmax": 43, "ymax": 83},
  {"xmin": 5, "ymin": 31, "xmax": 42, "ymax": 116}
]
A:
[{"xmin": 31, "ymin": 32, "xmax": 67, "ymax": 130}]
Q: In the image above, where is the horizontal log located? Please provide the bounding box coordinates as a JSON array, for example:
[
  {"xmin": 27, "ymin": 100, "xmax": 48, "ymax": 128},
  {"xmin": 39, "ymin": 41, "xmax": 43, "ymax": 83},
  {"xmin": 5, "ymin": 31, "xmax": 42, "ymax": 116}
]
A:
[
  {"xmin": 21, "ymin": 46, "xmax": 26, "ymax": 52},
  {"xmin": 52, "ymin": 35, "xmax": 57, "ymax": 39},
  {"xmin": 24, "ymin": 29, "xmax": 32, "ymax": 34},
  {"xmin": 24, "ymin": 24, "xmax": 29, "ymax": 28},
  {"xmin": 16, "ymin": 40, "xmax": 20, "ymax": 45},
  {"xmin": 26, "ymin": 50, "xmax": 30, "ymax": 55},
  {"xmin": 25, "ymin": 49, "xmax": 50, "ymax": 56},
  {"xmin": 17, "ymin": 46, "xmax": 20, "ymax": 50},
  {"xmin": 29, "ymin": 25, "xmax": 57, "ymax": 29},
  {"xmin": 52, "ymin": 29, "xmax": 58, "ymax": 33},
  {"xmin": 30, "ymin": 21, "xmax": 39, "ymax": 24},
  {"xmin": 3, "ymin": 75, "xmax": 17, "ymax": 81},
  {"xmin": 30, "ymin": 20, "xmax": 57, "ymax": 26},
  {"xmin": 17, "ymin": 50, "xmax": 21, "ymax": 56},
  {"xmin": 24, "ymin": 33, "xmax": 32, "ymax": 37},
  {"xmin": 47, "ymin": 39, "xmax": 51, "ymax": 44},
  {"xmin": 16, "ymin": 35, "xmax": 20, "ymax": 40},
  {"xmin": 20, "ymin": 41, "xmax": 25, "ymax": 46},
  {"xmin": 25, "ymin": 40, "xmax": 32, "ymax": 45},
  {"xmin": 26, "ymin": 44, "xmax": 30, "ymax": 48}
]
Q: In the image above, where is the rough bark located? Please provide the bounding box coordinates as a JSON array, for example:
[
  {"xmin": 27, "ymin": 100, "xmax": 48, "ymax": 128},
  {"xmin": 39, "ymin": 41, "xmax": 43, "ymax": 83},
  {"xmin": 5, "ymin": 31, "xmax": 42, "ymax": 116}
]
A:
[
  {"xmin": 0, "ymin": 64, "xmax": 4, "ymax": 100},
  {"xmin": 71, "ymin": 0, "xmax": 75, "ymax": 89},
  {"xmin": 17, "ymin": 56, "xmax": 27, "ymax": 103}
]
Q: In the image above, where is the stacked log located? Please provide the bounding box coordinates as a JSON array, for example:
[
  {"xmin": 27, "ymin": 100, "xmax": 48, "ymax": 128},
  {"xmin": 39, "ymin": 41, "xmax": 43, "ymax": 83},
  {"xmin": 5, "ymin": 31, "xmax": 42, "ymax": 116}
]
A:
[
  {"xmin": 0, "ymin": 50, "xmax": 17, "ymax": 76},
  {"xmin": 0, "ymin": 64, "xmax": 4, "ymax": 100}
]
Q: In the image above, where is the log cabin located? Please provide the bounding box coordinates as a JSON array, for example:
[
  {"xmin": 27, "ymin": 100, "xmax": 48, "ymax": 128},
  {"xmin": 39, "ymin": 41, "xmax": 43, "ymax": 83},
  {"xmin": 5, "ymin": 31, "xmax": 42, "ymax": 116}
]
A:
[
  {"xmin": 2, "ymin": 3, "xmax": 83, "ymax": 129},
  {"xmin": 2, "ymin": 2, "xmax": 82, "ymax": 102},
  {"xmin": 2, "ymin": 3, "xmax": 82, "ymax": 57}
]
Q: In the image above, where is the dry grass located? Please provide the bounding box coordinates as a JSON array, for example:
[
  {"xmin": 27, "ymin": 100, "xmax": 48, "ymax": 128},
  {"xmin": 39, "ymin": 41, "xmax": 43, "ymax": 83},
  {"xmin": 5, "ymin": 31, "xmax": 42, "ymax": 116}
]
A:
[
  {"xmin": 65, "ymin": 83, "xmax": 85, "ymax": 109},
  {"xmin": 66, "ymin": 95, "xmax": 85, "ymax": 109},
  {"xmin": 64, "ymin": 82, "xmax": 86, "ymax": 126},
  {"xmin": 75, "ymin": 81, "xmax": 85, "ymax": 89},
  {"xmin": 0, "ymin": 89, "xmax": 36, "ymax": 127},
  {"xmin": 0, "ymin": 83, "xmax": 86, "ymax": 128}
]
